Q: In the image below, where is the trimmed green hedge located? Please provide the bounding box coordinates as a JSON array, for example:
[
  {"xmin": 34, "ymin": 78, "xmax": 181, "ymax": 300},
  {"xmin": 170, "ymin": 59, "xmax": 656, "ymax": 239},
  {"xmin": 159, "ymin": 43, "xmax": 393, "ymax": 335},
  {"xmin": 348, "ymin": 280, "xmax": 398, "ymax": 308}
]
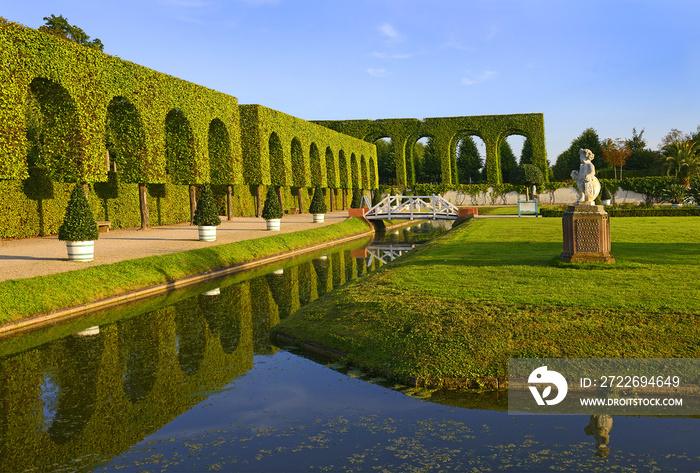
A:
[
  {"xmin": 0, "ymin": 175, "xmax": 191, "ymax": 238},
  {"xmin": 1, "ymin": 19, "xmax": 241, "ymax": 184},
  {"xmin": 315, "ymin": 114, "xmax": 547, "ymax": 186},
  {"xmin": 0, "ymin": 19, "xmax": 376, "ymax": 238},
  {"xmin": 540, "ymin": 205, "xmax": 700, "ymax": 218},
  {"xmin": 240, "ymin": 105, "xmax": 377, "ymax": 189}
]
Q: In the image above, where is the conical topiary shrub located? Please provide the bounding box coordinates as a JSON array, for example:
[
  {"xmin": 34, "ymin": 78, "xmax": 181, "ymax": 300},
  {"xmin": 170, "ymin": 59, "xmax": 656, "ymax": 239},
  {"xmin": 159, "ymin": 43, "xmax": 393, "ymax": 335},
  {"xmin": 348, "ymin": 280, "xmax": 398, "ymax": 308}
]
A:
[
  {"xmin": 58, "ymin": 184, "xmax": 99, "ymax": 261},
  {"xmin": 600, "ymin": 185, "xmax": 612, "ymax": 203},
  {"xmin": 192, "ymin": 183, "xmax": 221, "ymax": 241},
  {"xmin": 262, "ymin": 186, "xmax": 283, "ymax": 230},
  {"xmin": 309, "ymin": 186, "xmax": 327, "ymax": 222},
  {"xmin": 350, "ymin": 186, "xmax": 363, "ymax": 208}
]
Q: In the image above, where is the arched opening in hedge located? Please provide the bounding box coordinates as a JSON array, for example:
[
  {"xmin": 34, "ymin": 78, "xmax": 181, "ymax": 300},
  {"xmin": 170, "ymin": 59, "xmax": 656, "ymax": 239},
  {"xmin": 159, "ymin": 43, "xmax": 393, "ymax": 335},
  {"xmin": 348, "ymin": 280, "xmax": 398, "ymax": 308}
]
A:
[
  {"xmin": 309, "ymin": 143, "xmax": 321, "ymax": 187},
  {"xmin": 374, "ymin": 137, "xmax": 395, "ymax": 185},
  {"xmin": 208, "ymin": 118, "xmax": 232, "ymax": 184},
  {"xmin": 454, "ymin": 134, "xmax": 486, "ymax": 184},
  {"xmin": 350, "ymin": 153, "xmax": 359, "ymax": 188},
  {"xmin": 410, "ymin": 136, "xmax": 431, "ymax": 183},
  {"xmin": 326, "ymin": 147, "xmax": 336, "ymax": 211},
  {"xmin": 501, "ymin": 134, "xmax": 526, "ymax": 183},
  {"xmin": 337, "ymin": 150, "xmax": 349, "ymax": 209},
  {"xmin": 27, "ymin": 77, "xmax": 83, "ymax": 182},
  {"xmin": 291, "ymin": 138, "xmax": 305, "ymax": 187},
  {"xmin": 268, "ymin": 132, "xmax": 285, "ymax": 186},
  {"xmin": 106, "ymin": 96, "xmax": 146, "ymax": 183},
  {"xmin": 164, "ymin": 108, "xmax": 195, "ymax": 184},
  {"xmin": 360, "ymin": 155, "xmax": 368, "ymax": 189}
]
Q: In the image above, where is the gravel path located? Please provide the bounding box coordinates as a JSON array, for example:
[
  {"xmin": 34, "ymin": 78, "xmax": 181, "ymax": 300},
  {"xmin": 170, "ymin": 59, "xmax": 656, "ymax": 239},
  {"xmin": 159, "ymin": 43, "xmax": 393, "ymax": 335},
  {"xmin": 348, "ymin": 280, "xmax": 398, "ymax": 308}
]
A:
[{"xmin": 0, "ymin": 212, "xmax": 351, "ymax": 282}]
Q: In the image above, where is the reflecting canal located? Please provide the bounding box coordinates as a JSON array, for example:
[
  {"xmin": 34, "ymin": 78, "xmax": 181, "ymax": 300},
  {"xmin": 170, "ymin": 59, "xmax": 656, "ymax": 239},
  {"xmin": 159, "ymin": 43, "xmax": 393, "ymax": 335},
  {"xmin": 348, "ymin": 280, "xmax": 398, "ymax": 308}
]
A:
[{"xmin": 0, "ymin": 221, "xmax": 698, "ymax": 472}]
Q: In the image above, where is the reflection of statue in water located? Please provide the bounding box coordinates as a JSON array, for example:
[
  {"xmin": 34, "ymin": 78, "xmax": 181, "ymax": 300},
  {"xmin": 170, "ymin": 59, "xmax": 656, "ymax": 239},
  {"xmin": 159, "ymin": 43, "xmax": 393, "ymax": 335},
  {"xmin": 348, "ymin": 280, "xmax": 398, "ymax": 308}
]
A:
[
  {"xmin": 571, "ymin": 148, "xmax": 601, "ymax": 205},
  {"xmin": 584, "ymin": 415, "xmax": 613, "ymax": 458}
]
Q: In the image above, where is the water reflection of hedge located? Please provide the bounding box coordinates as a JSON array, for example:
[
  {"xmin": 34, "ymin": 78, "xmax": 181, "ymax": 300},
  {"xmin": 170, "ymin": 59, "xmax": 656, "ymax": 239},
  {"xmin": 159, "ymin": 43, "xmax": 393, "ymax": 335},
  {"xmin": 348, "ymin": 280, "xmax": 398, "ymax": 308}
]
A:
[
  {"xmin": 47, "ymin": 333, "xmax": 104, "ymax": 444},
  {"xmin": 119, "ymin": 314, "xmax": 158, "ymax": 403},
  {"xmin": 0, "ymin": 237, "xmax": 378, "ymax": 472},
  {"xmin": 0, "ymin": 290, "xmax": 253, "ymax": 472},
  {"xmin": 250, "ymin": 277, "xmax": 279, "ymax": 355},
  {"xmin": 312, "ymin": 257, "xmax": 330, "ymax": 297}
]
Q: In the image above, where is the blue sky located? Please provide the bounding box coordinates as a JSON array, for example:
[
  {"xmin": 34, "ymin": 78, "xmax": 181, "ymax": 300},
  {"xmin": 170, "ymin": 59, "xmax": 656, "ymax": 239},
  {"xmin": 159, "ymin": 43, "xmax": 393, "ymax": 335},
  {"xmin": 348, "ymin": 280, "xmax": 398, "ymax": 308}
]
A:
[{"xmin": 2, "ymin": 0, "xmax": 699, "ymax": 163}]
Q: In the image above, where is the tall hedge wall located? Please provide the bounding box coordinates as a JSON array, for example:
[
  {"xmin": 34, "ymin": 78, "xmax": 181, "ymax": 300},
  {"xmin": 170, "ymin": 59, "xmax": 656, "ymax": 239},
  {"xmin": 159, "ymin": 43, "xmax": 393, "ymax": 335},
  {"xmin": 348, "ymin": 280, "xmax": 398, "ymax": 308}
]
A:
[
  {"xmin": 0, "ymin": 19, "xmax": 242, "ymax": 184},
  {"xmin": 240, "ymin": 105, "xmax": 377, "ymax": 189},
  {"xmin": 314, "ymin": 114, "xmax": 547, "ymax": 186},
  {"xmin": 0, "ymin": 20, "xmax": 376, "ymax": 238}
]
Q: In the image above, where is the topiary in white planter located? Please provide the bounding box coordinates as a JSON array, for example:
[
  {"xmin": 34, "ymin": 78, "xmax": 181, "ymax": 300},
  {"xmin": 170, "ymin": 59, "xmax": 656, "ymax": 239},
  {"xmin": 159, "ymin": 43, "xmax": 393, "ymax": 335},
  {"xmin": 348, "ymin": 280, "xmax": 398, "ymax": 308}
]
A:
[
  {"xmin": 309, "ymin": 185, "xmax": 327, "ymax": 223},
  {"xmin": 58, "ymin": 184, "xmax": 99, "ymax": 262},
  {"xmin": 262, "ymin": 186, "xmax": 283, "ymax": 231},
  {"xmin": 192, "ymin": 184, "xmax": 221, "ymax": 241}
]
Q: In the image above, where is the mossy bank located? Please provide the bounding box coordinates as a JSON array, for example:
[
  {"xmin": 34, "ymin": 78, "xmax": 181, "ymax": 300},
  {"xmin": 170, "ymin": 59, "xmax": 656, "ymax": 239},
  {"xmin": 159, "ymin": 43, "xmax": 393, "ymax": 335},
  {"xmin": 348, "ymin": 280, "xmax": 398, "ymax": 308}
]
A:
[{"xmin": 271, "ymin": 217, "xmax": 700, "ymax": 389}]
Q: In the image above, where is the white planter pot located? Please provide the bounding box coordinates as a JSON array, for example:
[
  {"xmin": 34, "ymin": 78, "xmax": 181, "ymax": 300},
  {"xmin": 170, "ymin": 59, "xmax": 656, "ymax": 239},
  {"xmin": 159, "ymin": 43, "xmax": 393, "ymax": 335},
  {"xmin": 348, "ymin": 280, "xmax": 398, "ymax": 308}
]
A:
[
  {"xmin": 266, "ymin": 218, "xmax": 281, "ymax": 231},
  {"xmin": 602, "ymin": 199, "xmax": 611, "ymax": 206},
  {"xmin": 74, "ymin": 326, "xmax": 100, "ymax": 337},
  {"xmin": 66, "ymin": 240, "xmax": 95, "ymax": 262},
  {"xmin": 313, "ymin": 213, "xmax": 325, "ymax": 223},
  {"xmin": 203, "ymin": 288, "xmax": 220, "ymax": 296},
  {"xmin": 198, "ymin": 225, "xmax": 216, "ymax": 241}
]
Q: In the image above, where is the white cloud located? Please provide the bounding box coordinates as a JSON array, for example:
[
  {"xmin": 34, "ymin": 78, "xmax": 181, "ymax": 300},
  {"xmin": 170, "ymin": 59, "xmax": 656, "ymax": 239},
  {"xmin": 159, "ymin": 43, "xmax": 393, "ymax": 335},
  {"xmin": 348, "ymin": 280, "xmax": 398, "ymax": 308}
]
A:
[
  {"xmin": 461, "ymin": 70, "xmax": 497, "ymax": 86},
  {"xmin": 372, "ymin": 52, "xmax": 413, "ymax": 60},
  {"xmin": 366, "ymin": 68, "xmax": 387, "ymax": 77},
  {"xmin": 378, "ymin": 23, "xmax": 405, "ymax": 42}
]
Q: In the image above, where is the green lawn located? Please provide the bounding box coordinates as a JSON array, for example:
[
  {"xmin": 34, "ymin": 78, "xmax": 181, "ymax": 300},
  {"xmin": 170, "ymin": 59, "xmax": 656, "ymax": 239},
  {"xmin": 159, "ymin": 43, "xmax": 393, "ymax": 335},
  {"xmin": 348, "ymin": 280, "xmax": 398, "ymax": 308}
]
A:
[{"xmin": 272, "ymin": 217, "xmax": 700, "ymax": 386}]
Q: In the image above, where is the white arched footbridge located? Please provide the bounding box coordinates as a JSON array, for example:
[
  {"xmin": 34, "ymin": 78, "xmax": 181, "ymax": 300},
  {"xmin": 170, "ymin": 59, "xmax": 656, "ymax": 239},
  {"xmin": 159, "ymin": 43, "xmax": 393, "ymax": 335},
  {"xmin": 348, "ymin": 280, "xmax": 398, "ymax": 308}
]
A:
[{"xmin": 363, "ymin": 195, "xmax": 459, "ymax": 221}]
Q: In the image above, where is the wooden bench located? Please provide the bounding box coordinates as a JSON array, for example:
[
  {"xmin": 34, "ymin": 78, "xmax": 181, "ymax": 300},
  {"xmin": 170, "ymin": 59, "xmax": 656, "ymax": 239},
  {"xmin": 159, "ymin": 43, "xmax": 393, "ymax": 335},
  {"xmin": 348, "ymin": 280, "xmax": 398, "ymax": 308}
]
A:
[
  {"xmin": 517, "ymin": 199, "xmax": 539, "ymax": 217},
  {"xmin": 96, "ymin": 221, "xmax": 112, "ymax": 232}
]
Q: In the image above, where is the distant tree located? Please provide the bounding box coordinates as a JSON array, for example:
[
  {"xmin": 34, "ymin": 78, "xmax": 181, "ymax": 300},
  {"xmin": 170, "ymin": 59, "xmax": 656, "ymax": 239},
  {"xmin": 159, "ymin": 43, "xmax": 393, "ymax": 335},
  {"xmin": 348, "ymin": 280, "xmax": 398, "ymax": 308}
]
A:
[
  {"xmin": 375, "ymin": 139, "xmax": 395, "ymax": 185},
  {"xmin": 499, "ymin": 141, "xmax": 517, "ymax": 183},
  {"xmin": 421, "ymin": 138, "xmax": 441, "ymax": 183},
  {"xmin": 39, "ymin": 14, "xmax": 104, "ymax": 51},
  {"xmin": 510, "ymin": 163, "xmax": 544, "ymax": 199},
  {"xmin": 519, "ymin": 137, "xmax": 534, "ymax": 165},
  {"xmin": 456, "ymin": 136, "xmax": 483, "ymax": 184},
  {"xmin": 659, "ymin": 128, "xmax": 689, "ymax": 150},
  {"xmin": 601, "ymin": 138, "xmax": 632, "ymax": 180},
  {"xmin": 662, "ymin": 140, "xmax": 700, "ymax": 184},
  {"xmin": 624, "ymin": 128, "xmax": 658, "ymax": 171},
  {"xmin": 553, "ymin": 128, "xmax": 605, "ymax": 180},
  {"xmin": 412, "ymin": 140, "xmax": 426, "ymax": 183}
]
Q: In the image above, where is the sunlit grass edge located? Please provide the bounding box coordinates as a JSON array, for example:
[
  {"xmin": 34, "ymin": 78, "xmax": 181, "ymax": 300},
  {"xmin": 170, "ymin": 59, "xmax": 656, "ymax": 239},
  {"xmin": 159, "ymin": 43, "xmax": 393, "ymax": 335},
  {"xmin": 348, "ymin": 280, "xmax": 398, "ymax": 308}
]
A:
[
  {"xmin": 0, "ymin": 218, "xmax": 372, "ymax": 325},
  {"xmin": 272, "ymin": 217, "xmax": 700, "ymax": 387}
]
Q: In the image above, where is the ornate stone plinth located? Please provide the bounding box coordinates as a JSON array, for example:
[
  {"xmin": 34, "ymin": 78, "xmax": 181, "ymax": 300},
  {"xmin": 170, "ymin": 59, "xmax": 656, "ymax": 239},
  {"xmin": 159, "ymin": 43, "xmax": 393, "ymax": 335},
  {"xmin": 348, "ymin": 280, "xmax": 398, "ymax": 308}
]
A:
[{"xmin": 561, "ymin": 204, "xmax": 615, "ymax": 263}]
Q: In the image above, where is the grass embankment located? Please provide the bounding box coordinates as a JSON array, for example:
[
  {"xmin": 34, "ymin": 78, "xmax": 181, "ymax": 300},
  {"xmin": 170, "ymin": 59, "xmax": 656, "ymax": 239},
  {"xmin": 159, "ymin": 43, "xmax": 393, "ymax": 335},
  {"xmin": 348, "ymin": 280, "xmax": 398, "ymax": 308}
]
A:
[
  {"xmin": 272, "ymin": 217, "xmax": 700, "ymax": 387},
  {"xmin": 0, "ymin": 218, "xmax": 372, "ymax": 325}
]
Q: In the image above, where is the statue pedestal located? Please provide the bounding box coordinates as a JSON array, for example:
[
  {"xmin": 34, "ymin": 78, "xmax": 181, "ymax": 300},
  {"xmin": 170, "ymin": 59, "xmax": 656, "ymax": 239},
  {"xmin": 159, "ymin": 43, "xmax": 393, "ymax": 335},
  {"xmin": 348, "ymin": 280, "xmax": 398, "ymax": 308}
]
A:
[{"xmin": 561, "ymin": 204, "xmax": 615, "ymax": 263}]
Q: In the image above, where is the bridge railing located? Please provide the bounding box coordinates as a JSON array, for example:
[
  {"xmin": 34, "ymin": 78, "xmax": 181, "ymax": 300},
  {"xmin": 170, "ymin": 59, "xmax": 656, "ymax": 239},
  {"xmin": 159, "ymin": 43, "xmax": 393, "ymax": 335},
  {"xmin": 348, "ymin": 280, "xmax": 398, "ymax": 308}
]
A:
[{"xmin": 365, "ymin": 194, "xmax": 458, "ymax": 220}]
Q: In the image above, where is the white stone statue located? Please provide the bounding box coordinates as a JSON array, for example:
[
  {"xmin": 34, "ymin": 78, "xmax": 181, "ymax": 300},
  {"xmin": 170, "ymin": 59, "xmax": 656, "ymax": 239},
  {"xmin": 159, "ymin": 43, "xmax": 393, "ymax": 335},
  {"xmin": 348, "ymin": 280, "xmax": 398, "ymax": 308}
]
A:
[{"xmin": 571, "ymin": 148, "xmax": 601, "ymax": 205}]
